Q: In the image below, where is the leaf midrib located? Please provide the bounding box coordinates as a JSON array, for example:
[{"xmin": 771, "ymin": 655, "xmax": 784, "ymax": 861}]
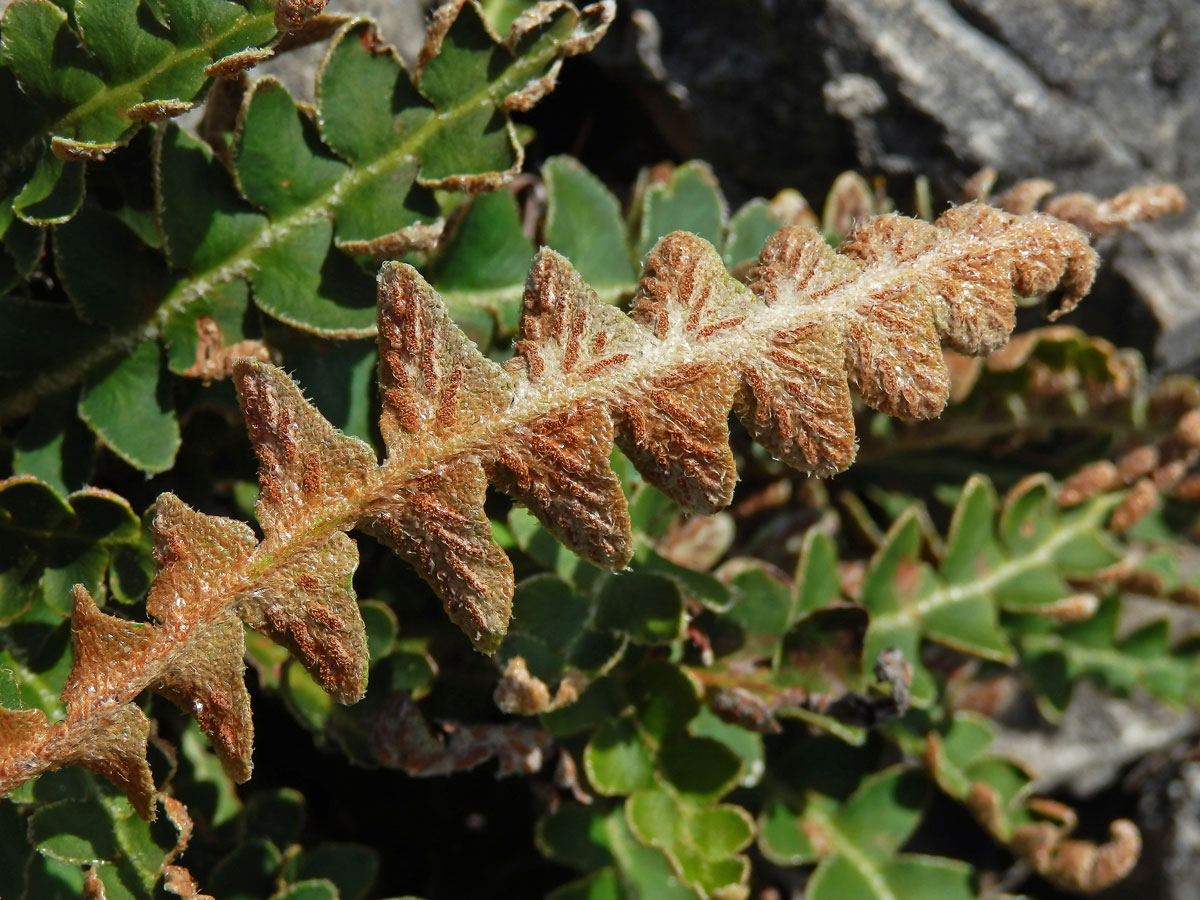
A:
[
  {"xmin": 0, "ymin": 13, "xmax": 582, "ymax": 423},
  {"xmin": 52, "ymin": 6, "xmax": 276, "ymax": 136},
  {"xmin": 805, "ymin": 802, "xmax": 901, "ymax": 900},
  {"xmin": 869, "ymin": 497, "xmax": 1120, "ymax": 636},
  {"xmin": 153, "ymin": 15, "xmax": 576, "ymax": 332}
]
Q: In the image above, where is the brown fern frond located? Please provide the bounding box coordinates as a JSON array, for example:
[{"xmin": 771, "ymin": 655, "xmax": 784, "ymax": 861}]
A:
[
  {"xmin": 0, "ymin": 204, "xmax": 1096, "ymax": 815},
  {"xmin": 993, "ymin": 178, "xmax": 1187, "ymax": 238}
]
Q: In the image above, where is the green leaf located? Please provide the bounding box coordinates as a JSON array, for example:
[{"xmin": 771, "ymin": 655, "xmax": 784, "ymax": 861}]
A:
[
  {"xmin": 360, "ymin": 600, "xmax": 398, "ymax": 663},
  {"xmin": 13, "ymin": 154, "xmax": 86, "ymax": 225},
  {"xmin": 271, "ymin": 880, "xmax": 340, "ymax": 900},
  {"xmin": 433, "ymin": 188, "xmax": 534, "ymax": 344},
  {"xmin": 29, "ymin": 797, "xmax": 118, "ymax": 863},
  {"xmin": 170, "ymin": 2, "xmax": 608, "ymax": 329},
  {"xmin": 235, "ymin": 78, "xmax": 350, "ymax": 217},
  {"xmin": 161, "ymin": 277, "xmax": 259, "ymax": 375},
  {"xmin": 24, "ymin": 854, "xmax": 87, "ymax": 899},
  {"xmin": 626, "ymin": 787, "xmax": 754, "ymax": 896},
  {"xmin": 280, "ymin": 334, "xmax": 379, "ymax": 443},
  {"xmin": 724, "ymin": 564, "xmax": 794, "ymax": 636},
  {"xmin": 830, "ymin": 767, "xmax": 928, "ymax": 859},
  {"xmin": 1019, "ymin": 596, "xmax": 1200, "ymax": 717},
  {"xmin": 0, "ymin": 0, "xmax": 282, "ymax": 224},
  {"xmin": 78, "ymin": 338, "xmax": 180, "ymax": 473},
  {"xmin": 723, "ymin": 197, "xmax": 785, "ymax": 268},
  {"xmin": 0, "ymin": 296, "xmax": 101, "ymax": 384},
  {"xmin": 656, "ymin": 737, "xmax": 741, "ymax": 803},
  {"xmin": 283, "ymin": 660, "xmax": 335, "ymax": 733},
  {"xmin": 922, "ymin": 712, "xmax": 1034, "ymax": 839},
  {"xmin": 595, "ymin": 572, "xmax": 685, "ymax": 645},
  {"xmin": 766, "ymin": 765, "xmax": 973, "ymax": 900},
  {"xmin": 688, "ymin": 704, "xmax": 764, "ymax": 788},
  {"xmin": 758, "ymin": 797, "xmax": 816, "ymax": 865},
  {"xmin": 156, "ymin": 125, "xmax": 268, "ymax": 272},
  {"xmin": 54, "ymin": 204, "xmax": 171, "ymax": 330},
  {"xmin": 585, "ymin": 718, "xmax": 656, "ymax": 796},
  {"xmin": 210, "ymin": 838, "xmax": 284, "ymax": 900},
  {"xmin": 630, "ymin": 661, "xmax": 700, "ymax": 743},
  {"xmin": 498, "ymin": 574, "xmax": 623, "ymax": 684},
  {"xmin": 284, "ymin": 844, "xmax": 380, "ymax": 900},
  {"xmin": 544, "ymin": 156, "xmax": 637, "ymax": 290},
  {"xmin": 6, "ymin": 3, "xmax": 613, "ymax": 454},
  {"xmin": 0, "ymin": 214, "xmax": 45, "ymax": 293},
  {"xmin": 635, "ymin": 161, "xmax": 725, "ymax": 258},
  {"xmin": 537, "ymin": 804, "xmax": 617, "ymax": 872},
  {"xmin": 546, "ymin": 808, "xmax": 696, "ymax": 900},
  {"xmin": 0, "ymin": 474, "xmax": 142, "ymax": 621},
  {"xmin": 11, "ymin": 389, "xmax": 93, "ymax": 494},
  {"xmin": 854, "ymin": 475, "xmax": 1122, "ymax": 705}
]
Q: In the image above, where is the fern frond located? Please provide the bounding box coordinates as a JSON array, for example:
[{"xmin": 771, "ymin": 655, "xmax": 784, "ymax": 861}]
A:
[
  {"xmin": 0, "ymin": 0, "xmax": 327, "ymax": 226},
  {"xmin": 992, "ymin": 179, "xmax": 1187, "ymax": 239},
  {"xmin": 0, "ymin": 204, "xmax": 1096, "ymax": 816}
]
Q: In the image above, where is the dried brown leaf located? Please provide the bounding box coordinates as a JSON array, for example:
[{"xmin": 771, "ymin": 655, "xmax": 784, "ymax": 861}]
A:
[
  {"xmin": 1011, "ymin": 800, "xmax": 1141, "ymax": 894},
  {"xmin": 274, "ymin": 0, "xmax": 329, "ymax": 31},
  {"xmin": 993, "ymin": 178, "xmax": 1056, "ymax": 215},
  {"xmin": 494, "ymin": 657, "xmax": 586, "ymax": 715},
  {"xmin": 126, "ymin": 99, "xmax": 195, "ymax": 122},
  {"xmin": 204, "ymin": 47, "xmax": 274, "ymax": 79},
  {"xmin": 1042, "ymin": 183, "xmax": 1187, "ymax": 237},
  {"xmin": 373, "ymin": 692, "xmax": 552, "ymax": 776},
  {"xmin": 336, "ymin": 220, "xmax": 446, "ymax": 258},
  {"xmin": 180, "ymin": 316, "xmax": 271, "ymax": 380}
]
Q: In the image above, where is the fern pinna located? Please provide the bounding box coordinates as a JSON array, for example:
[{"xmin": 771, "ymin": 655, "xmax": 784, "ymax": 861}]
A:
[{"xmin": 0, "ymin": 203, "xmax": 1095, "ymax": 817}]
